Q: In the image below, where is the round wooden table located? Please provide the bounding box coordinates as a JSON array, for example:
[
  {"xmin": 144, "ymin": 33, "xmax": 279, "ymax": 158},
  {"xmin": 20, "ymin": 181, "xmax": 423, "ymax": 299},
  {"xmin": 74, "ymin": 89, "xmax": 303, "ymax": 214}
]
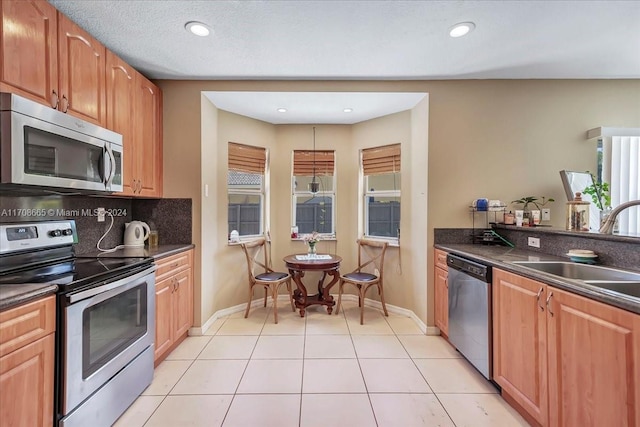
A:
[{"xmin": 283, "ymin": 254, "xmax": 342, "ymax": 317}]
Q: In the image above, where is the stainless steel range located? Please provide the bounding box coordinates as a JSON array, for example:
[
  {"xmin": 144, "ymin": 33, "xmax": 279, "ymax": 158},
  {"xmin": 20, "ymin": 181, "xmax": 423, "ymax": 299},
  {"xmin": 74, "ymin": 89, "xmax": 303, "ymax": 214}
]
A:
[{"xmin": 0, "ymin": 220, "xmax": 155, "ymax": 427}]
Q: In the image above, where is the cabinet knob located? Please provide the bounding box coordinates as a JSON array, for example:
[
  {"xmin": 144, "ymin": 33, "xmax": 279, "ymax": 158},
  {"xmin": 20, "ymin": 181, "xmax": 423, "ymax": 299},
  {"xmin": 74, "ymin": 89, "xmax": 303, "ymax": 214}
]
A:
[{"xmin": 61, "ymin": 95, "xmax": 69, "ymax": 113}]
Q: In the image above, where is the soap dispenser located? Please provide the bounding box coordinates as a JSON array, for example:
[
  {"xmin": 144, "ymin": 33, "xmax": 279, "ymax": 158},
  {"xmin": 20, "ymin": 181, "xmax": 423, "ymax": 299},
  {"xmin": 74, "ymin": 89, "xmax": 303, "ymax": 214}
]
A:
[{"xmin": 566, "ymin": 192, "xmax": 590, "ymax": 231}]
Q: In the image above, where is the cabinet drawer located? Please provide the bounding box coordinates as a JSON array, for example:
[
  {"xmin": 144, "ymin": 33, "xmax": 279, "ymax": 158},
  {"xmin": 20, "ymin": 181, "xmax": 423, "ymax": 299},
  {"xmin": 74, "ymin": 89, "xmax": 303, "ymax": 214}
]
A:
[
  {"xmin": 0, "ymin": 296, "xmax": 56, "ymax": 357},
  {"xmin": 434, "ymin": 249, "xmax": 448, "ymax": 270},
  {"xmin": 155, "ymin": 250, "xmax": 193, "ymax": 281}
]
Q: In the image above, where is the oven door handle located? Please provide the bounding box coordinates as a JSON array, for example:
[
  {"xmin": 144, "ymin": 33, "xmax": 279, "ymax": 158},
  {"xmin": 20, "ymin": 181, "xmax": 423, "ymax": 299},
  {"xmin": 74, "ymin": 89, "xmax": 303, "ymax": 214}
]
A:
[{"xmin": 67, "ymin": 265, "xmax": 156, "ymax": 303}]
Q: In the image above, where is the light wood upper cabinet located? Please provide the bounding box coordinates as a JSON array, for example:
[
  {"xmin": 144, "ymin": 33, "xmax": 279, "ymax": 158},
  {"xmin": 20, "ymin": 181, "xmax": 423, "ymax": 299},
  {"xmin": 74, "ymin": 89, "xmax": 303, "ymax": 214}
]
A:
[
  {"xmin": 493, "ymin": 268, "xmax": 640, "ymax": 427},
  {"xmin": 106, "ymin": 51, "xmax": 136, "ymax": 195},
  {"xmin": 0, "ymin": 0, "xmax": 58, "ymax": 108},
  {"xmin": 2, "ymin": 0, "xmax": 163, "ymax": 197},
  {"xmin": 1, "ymin": 1, "xmax": 106, "ymax": 125},
  {"xmin": 57, "ymin": 13, "xmax": 106, "ymax": 125},
  {"xmin": 134, "ymin": 73, "xmax": 162, "ymax": 197},
  {"xmin": 434, "ymin": 249, "xmax": 449, "ymax": 336},
  {"xmin": 493, "ymin": 269, "xmax": 548, "ymax": 426},
  {"xmin": 546, "ymin": 287, "xmax": 640, "ymax": 427},
  {"xmin": 105, "ymin": 55, "xmax": 162, "ymax": 198}
]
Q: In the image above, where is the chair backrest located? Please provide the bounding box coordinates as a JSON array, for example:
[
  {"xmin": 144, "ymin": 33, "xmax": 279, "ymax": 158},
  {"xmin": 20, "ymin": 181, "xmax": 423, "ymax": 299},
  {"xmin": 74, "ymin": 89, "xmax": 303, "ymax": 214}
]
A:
[
  {"xmin": 356, "ymin": 239, "xmax": 389, "ymax": 278},
  {"xmin": 240, "ymin": 238, "xmax": 268, "ymax": 282}
]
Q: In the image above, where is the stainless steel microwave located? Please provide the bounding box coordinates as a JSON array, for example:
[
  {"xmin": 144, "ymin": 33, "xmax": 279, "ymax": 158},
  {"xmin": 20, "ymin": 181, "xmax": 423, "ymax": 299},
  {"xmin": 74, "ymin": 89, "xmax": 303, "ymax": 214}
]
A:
[{"xmin": 0, "ymin": 92, "xmax": 123, "ymax": 194}]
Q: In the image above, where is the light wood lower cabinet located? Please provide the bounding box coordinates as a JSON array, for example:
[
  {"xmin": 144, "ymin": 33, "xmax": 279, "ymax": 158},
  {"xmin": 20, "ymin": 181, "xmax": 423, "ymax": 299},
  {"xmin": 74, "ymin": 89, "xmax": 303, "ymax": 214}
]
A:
[
  {"xmin": 493, "ymin": 269, "xmax": 548, "ymax": 426},
  {"xmin": 0, "ymin": 296, "xmax": 56, "ymax": 427},
  {"xmin": 493, "ymin": 268, "xmax": 640, "ymax": 427},
  {"xmin": 434, "ymin": 249, "xmax": 449, "ymax": 336},
  {"xmin": 154, "ymin": 250, "xmax": 193, "ymax": 364}
]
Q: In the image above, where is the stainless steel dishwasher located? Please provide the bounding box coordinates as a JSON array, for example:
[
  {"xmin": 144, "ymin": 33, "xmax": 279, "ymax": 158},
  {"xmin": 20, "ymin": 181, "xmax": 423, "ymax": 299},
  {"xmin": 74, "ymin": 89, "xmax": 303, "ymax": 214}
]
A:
[{"xmin": 447, "ymin": 253, "xmax": 493, "ymax": 380}]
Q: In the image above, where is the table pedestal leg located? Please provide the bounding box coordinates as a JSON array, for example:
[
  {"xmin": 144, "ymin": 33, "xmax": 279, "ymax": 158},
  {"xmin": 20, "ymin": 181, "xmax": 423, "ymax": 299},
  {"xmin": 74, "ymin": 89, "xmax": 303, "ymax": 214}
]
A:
[{"xmin": 288, "ymin": 267, "xmax": 341, "ymax": 316}]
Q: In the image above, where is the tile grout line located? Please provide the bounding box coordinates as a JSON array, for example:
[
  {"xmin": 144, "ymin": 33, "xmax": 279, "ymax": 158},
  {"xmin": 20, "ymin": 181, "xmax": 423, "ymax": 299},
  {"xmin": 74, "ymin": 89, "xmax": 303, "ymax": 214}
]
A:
[
  {"xmin": 140, "ymin": 324, "xmax": 222, "ymax": 427},
  {"xmin": 220, "ymin": 310, "xmax": 269, "ymax": 426}
]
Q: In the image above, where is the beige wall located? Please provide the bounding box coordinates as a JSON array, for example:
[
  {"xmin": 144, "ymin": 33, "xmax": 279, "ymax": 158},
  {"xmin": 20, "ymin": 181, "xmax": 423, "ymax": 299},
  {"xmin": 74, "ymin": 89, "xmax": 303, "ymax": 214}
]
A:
[{"xmin": 158, "ymin": 79, "xmax": 640, "ymax": 328}]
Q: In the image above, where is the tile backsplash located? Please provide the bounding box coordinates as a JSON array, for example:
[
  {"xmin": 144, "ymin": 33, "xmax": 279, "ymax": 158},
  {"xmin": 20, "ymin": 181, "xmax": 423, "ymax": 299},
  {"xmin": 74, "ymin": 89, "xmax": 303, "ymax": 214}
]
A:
[{"xmin": 0, "ymin": 194, "xmax": 191, "ymax": 254}]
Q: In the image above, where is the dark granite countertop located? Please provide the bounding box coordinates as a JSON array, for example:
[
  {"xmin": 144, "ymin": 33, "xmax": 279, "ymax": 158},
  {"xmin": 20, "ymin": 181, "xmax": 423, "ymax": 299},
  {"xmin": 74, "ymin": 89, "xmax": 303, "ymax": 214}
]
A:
[
  {"xmin": 0, "ymin": 284, "xmax": 58, "ymax": 312},
  {"xmin": 435, "ymin": 243, "xmax": 640, "ymax": 315},
  {"xmin": 82, "ymin": 244, "xmax": 195, "ymax": 260}
]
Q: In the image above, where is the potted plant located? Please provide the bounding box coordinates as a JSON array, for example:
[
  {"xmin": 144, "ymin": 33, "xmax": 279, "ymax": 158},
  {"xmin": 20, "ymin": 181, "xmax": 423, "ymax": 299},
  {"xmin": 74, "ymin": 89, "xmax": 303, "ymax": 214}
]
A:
[
  {"xmin": 583, "ymin": 176, "xmax": 615, "ymax": 230},
  {"xmin": 511, "ymin": 196, "xmax": 555, "ymax": 225}
]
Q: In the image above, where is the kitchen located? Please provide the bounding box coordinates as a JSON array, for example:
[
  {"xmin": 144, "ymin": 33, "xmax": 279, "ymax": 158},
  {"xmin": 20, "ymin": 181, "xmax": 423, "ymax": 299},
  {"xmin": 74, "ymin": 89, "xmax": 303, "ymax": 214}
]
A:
[{"xmin": 1, "ymin": 1, "xmax": 640, "ymax": 426}]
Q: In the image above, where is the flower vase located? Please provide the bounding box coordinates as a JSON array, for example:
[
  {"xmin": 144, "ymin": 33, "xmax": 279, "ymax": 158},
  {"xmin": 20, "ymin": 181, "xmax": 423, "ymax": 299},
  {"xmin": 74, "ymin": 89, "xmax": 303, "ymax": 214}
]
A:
[
  {"xmin": 599, "ymin": 207, "xmax": 619, "ymax": 233},
  {"xmin": 307, "ymin": 242, "xmax": 317, "ymax": 258}
]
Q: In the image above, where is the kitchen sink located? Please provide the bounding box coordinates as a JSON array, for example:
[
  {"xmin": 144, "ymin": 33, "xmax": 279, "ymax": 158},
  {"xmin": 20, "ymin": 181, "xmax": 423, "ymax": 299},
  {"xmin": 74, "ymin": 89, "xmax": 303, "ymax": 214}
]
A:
[
  {"xmin": 583, "ymin": 281, "xmax": 640, "ymax": 298},
  {"xmin": 511, "ymin": 261, "xmax": 640, "ymax": 299},
  {"xmin": 511, "ymin": 261, "xmax": 640, "ymax": 282}
]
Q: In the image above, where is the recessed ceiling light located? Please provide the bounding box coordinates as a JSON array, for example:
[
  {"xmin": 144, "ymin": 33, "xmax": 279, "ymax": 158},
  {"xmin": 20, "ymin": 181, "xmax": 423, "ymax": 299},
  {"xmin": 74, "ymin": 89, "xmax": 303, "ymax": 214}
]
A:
[
  {"xmin": 277, "ymin": 108, "xmax": 287, "ymax": 113},
  {"xmin": 449, "ymin": 22, "xmax": 475, "ymax": 38},
  {"xmin": 343, "ymin": 108, "xmax": 353, "ymax": 113},
  {"xmin": 185, "ymin": 21, "xmax": 211, "ymax": 37}
]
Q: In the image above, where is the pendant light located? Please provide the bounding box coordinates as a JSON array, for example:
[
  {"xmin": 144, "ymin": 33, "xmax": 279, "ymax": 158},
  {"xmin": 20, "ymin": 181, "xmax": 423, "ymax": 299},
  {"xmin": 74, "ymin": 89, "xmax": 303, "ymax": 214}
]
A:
[{"xmin": 309, "ymin": 126, "xmax": 319, "ymax": 194}]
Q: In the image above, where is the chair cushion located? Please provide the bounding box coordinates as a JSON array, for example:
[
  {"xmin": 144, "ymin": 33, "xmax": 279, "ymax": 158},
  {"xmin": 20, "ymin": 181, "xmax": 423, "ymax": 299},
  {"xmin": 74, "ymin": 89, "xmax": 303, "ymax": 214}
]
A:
[
  {"xmin": 343, "ymin": 272, "xmax": 377, "ymax": 282},
  {"xmin": 256, "ymin": 272, "xmax": 288, "ymax": 281}
]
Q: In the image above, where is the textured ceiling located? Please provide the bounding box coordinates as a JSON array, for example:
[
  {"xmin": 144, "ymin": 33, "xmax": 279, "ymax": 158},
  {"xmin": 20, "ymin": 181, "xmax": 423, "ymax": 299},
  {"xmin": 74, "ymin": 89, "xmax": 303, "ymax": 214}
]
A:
[{"xmin": 48, "ymin": 0, "xmax": 640, "ymax": 123}]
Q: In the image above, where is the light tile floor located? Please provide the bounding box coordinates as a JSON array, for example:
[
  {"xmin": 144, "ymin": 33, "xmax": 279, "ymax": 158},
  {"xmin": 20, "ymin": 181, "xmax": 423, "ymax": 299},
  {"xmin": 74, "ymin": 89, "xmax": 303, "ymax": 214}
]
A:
[{"xmin": 115, "ymin": 301, "xmax": 530, "ymax": 427}]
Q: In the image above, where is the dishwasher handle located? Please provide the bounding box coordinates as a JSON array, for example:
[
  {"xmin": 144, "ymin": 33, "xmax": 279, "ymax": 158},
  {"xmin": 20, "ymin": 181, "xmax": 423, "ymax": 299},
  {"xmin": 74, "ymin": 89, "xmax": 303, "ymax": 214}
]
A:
[{"xmin": 446, "ymin": 253, "xmax": 492, "ymax": 283}]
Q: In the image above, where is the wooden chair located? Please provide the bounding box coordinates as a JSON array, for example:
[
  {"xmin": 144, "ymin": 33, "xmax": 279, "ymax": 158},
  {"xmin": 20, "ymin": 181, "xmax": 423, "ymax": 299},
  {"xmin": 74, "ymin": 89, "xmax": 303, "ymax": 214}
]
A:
[
  {"xmin": 240, "ymin": 237, "xmax": 295, "ymax": 324},
  {"xmin": 336, "ymin": 239, "xmax": 389, "ymax": 324}
]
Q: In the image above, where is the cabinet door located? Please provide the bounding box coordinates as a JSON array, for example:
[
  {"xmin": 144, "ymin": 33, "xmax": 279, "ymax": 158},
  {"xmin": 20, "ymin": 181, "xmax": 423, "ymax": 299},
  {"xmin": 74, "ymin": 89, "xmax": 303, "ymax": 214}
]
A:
[
  {"xmin": 434, "ymin": 266, "xmax": 448, "ymax": 335},
  {"xmin": 0, "ymin": 0, "xmax": 58, "ymax": 107},
  {"xmin": 154, "ymin": 277, "xmax": 174, "ymax": 362},
  {"xmin": 57, "ymin": 13, "xmax": 106, "ymax": 125},
  {"xmin": 135, "ymin": 72, "xmax": 162, "ymax": 197},
  {"xmin": 105, "ymin": 51, "xmax": 136, "ymax": 196},
  {"xmin": 492, "ymin": 269, "xmax": 548, "ymax": 426},
  {"xmin": 547, "ymin": 287, "xmax": 640, "ymax": 427},
  {"xmin": 0, "ymin": 334, "xmax": 54, "ymax": 427},
  {"xmin": 174, "ymin": 268, "xmax": 193, "ymax": 339}
]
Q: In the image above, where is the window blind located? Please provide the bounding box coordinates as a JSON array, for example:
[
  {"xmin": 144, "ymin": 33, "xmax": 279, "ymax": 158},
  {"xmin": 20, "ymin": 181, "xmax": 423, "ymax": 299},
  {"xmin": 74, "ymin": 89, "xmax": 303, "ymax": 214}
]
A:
[
  {"xmin": 362, "ymin": 144, "xmax": 401, "ymax": 175},
  {"xmin": 228, "ymin": 142, "xmax": 266, "ymax": 174},
  {"xmin": 604, "ymin": 136, "xmax": 640, "ymax": 233},
  {"xmin": 293, "ymin": 150, "xmax": 335, "ymax": 176}
]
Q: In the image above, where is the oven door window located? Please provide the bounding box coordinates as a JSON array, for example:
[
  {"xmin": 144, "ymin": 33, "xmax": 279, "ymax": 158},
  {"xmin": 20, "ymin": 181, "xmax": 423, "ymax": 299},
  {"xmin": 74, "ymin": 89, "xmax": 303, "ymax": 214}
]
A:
[
  {"xmin": 82, "ymin": 284, "xmax": 147, "ymax": 378},
  {"xmin": 24, "ymin": 126, "xmax": 103, "ymax": 182}
]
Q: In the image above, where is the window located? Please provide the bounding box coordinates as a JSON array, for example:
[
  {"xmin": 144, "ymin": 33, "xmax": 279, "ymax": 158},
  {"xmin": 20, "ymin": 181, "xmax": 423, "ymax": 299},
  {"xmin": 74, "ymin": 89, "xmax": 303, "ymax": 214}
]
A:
[
  {"xmin": 228, "ymin": 142, "xmax": 266, "ymax": 238},
  {"xmin": 599, "ymin": 135, "xmax": 640, "ymax": 234},
  {"xmin": 292, "ymin": 150, "xmax": 335, "ymax": 235},
  {"xmin": 362, "ymin": 144, "xmax": 401, "ymax": 240}
]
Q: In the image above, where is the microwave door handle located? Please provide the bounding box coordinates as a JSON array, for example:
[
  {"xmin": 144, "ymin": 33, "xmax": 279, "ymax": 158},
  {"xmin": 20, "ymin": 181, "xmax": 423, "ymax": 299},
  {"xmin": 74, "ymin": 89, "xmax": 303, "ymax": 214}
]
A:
[{"xmin": 103, "ymin": 144, "xmax": 116, "ymax": 189}]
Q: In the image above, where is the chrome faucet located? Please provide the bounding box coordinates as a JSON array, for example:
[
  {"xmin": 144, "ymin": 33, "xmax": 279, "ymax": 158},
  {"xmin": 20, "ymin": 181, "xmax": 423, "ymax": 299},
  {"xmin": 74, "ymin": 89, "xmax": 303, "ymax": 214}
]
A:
[{"xmin": 599, "ymin": 200, "xmax": 640, "ymax": 234}]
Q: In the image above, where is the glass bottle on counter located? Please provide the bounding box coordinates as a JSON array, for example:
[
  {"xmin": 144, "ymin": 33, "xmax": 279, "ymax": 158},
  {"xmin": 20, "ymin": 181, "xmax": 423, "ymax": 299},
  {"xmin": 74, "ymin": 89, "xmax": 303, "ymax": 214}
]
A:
[
  {"xmin": 566, "ymin": 192, "xmax": 590, "ymax": 231},
  {"xmin": 148, "ymin": 221, "xmax": 159, "ymax": 248}
]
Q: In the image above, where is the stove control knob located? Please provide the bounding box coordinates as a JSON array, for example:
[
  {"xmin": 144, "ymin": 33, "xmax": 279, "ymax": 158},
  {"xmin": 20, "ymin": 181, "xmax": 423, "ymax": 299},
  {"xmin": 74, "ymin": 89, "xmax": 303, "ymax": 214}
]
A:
[
  {"xmin": 49, "ymin": 229, "xmax": 62, "ymax": 237},
  {"xmin": 63, "ymin": 228, "xmax": 73, "ymax": 236}
]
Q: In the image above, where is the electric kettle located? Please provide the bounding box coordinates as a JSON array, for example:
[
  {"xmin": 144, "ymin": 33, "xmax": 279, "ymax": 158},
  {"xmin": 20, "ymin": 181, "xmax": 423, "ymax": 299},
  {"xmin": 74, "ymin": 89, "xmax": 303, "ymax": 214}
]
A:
[{"xmin": 124, "ymin": 221, "xmax": 150, "ymax": 247}]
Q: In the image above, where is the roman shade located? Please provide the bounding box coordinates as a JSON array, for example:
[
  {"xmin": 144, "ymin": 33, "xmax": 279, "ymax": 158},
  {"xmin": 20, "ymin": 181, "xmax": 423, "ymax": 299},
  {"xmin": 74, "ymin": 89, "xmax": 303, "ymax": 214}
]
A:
[
  {"xmin": 293, "ymin": 150, "xmax": 335, "ymax": 176},
  {"xmin": 362, "ymin": 144, "xmax": 401, "ymax": 175},
  {"xmin": 228, "ymin": 142, "xmax": 266, "ymax": 174}
]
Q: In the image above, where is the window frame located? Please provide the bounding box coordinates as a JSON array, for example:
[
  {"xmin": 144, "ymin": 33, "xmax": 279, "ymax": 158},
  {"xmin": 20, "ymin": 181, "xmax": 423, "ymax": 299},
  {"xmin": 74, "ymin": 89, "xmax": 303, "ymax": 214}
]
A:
[
  {"xmin": 227, "ymin": 143, "xmax": 267, "ymax": 240},
  {"xmin": 361, "ymin": 144, "xmax": 401, "ymax": 243},
  {"xmin": 291, "ymin": 151, "xmax": 336, "ymax": 238},
  {"xmin": 363, "ymin": 177, "xmax": 401, "ymax": 243}
]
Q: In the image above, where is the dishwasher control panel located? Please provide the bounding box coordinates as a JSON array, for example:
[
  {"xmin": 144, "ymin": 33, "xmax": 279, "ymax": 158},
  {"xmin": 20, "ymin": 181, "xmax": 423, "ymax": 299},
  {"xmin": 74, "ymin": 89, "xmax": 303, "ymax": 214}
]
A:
[{"xmin": 447, "ymin": 254, "xmax": 492, "ymax": 283}]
